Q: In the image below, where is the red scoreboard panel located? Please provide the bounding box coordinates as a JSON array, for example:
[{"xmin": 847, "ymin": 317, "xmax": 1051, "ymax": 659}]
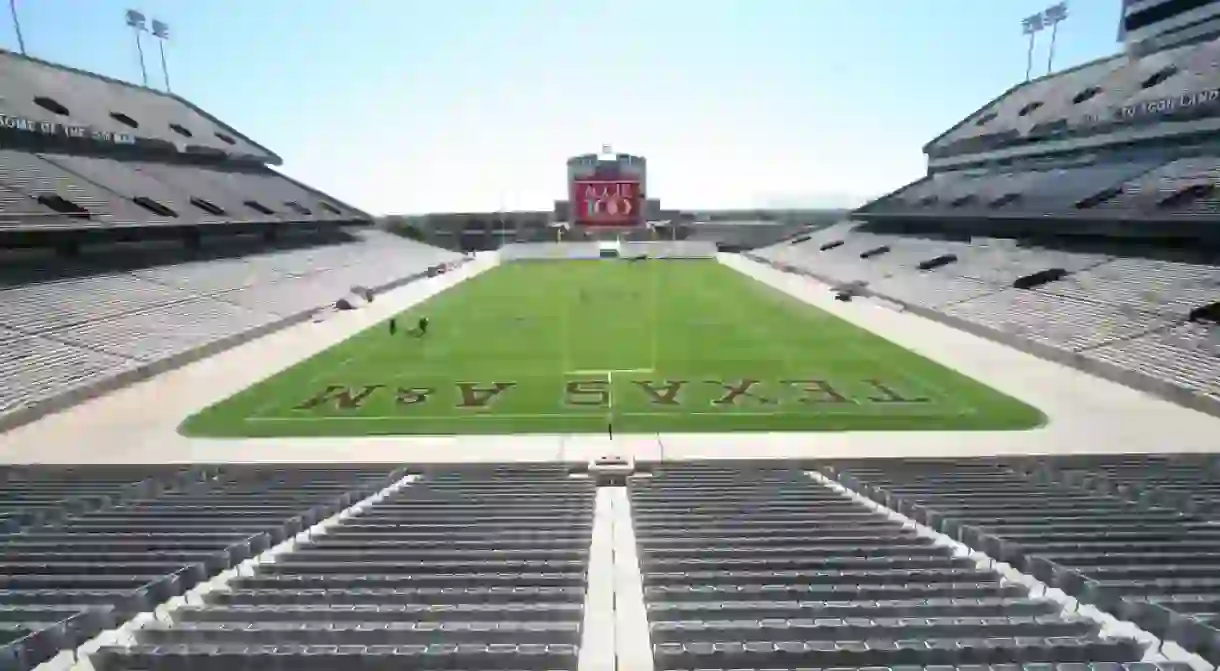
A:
[{"xmin": 572, "ymin": 179, "xmax": 642, "ymax": 227}]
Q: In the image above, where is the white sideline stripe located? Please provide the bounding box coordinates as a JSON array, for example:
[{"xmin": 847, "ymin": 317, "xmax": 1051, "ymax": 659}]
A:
[
  {"xmin": 54, "ymin": 472, "xmax": 419, "ymax": 671},
  {"xmin": 246, "ymin": 406, "xmax": 965, "ymax": 422},
  {"xmin": 244, "ymin": 409, "xmax": 915, "ymax": 422},
  {"xmin": 566, "ymin": 368, "xmax": 654, "ymax": 375},
  {"xmin": 606, "ymin": 371, "xmax": 614, "ymax": 421}
]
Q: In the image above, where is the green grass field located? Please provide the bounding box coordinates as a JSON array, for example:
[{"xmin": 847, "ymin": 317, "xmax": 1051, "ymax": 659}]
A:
[{"xmin": 181, "ymin": 259, "xmax": 1044, "ymax": 437}]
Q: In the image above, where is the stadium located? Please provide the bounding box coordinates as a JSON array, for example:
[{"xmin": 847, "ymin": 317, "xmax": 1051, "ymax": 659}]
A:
[{"xmin": 4, "ymin": 1, "xmax": 1220, "ymax": 670}]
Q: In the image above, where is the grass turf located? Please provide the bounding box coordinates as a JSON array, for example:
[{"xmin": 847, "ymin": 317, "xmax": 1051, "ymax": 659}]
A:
[{"xmin": 180, "ymin": 259, "xmax": 1044, "ymax": 437}]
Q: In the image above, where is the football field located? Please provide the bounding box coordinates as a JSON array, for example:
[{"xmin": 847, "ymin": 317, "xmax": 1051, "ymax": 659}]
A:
[{"xmin": 181, "ymin": 259, "xmax": 1044, "ymax": 437}]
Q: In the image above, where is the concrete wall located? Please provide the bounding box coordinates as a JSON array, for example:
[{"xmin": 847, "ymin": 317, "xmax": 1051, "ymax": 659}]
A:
[
  {"xmin": 0, "ymin": 265, "xmax": 449, "ymax": 435},
  {"xmin": 500, "ymin": 241, "xmax": 717, "ymax": 261},
  {"xmin": 747, "ymin": 253, "xmax": 1220, "ymax": 420},
  {"xmin": 500, "ymin": 242, "xmax": 602, "ymax": 261},
  {"xmin": 620, "ymin": 241, "xmax": 717, "ymax": 259}
]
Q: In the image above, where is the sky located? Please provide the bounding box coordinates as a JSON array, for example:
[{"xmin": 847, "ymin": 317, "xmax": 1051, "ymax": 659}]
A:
[{"xmin": 8, "ymin": 0, "xmax": 1124, "ymax": 214}]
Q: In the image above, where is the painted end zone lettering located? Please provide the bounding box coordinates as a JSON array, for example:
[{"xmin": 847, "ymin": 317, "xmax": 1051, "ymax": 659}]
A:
[
  {"xmin": 456, "ymin": 382, "xmax": 516, "ymax": 408},
  {"xmin": 289, "ymin": 378, "xmax": 935, "ymax": 414},
  {"xmin": 566, "ymin": 379, "xmax": 609, "ymax": 407}
]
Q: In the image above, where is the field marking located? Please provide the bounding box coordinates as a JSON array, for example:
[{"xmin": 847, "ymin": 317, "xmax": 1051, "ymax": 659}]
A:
[
  {"xmin": 245, "ymin": 407, "xmax": 971, "ymax": 422},
  {"xmin": 649, "ymin": 259, "xmax": 659, "ymax": 371},
  {"xmin": 606, "ymin": 371, "xmax": 613, "ymax": 428},
  {"xmin": 559, "ymin": 285, "xmax": 571, "ymax": 374},
  {"xmin": 566, "ymin": 368, "xmax": 654, "ymax": 375}
]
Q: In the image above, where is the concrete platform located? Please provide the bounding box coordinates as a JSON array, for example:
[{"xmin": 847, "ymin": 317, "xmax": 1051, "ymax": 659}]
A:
[{"xmin": 2, "ymin": 252, "xmax": 1218, "ymax": 465}]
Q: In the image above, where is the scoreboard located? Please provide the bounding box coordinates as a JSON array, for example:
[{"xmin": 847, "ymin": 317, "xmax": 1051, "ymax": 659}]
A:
[
  {"xmin": 572, "ymin": 179, "xmax": 641, "ymax": 226},
  {"xmin": 567, "ymin": 150, "xmax": 646, "ymax": 228}
]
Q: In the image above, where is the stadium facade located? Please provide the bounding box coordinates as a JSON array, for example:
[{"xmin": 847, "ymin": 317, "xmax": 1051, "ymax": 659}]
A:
[{"xmin": 385, "ymin": 148, "xmax": 810, "ymax": 251}]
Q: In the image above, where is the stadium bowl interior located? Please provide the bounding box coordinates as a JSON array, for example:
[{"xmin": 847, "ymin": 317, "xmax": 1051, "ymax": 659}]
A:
[{"xmin": 5, "ymin": 3, "xmax": 1220, "ymax": 668}]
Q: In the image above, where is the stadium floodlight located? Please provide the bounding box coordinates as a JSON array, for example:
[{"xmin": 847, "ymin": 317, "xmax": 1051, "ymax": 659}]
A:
[
  {"xmin": 125, "ymin": 8, "xmax": 149, "ymax": 87},
  {"xmin": 1043, "ymin": 2, "xmax": 1069, "ymax": 76},
  {"xmin": 151, "ymin": 19, "xmax": 171, "ymax": 93},
  {"xmin": 1021, "ymin": 12, "xmax": 1045, "ymax": 82},
  {"xmin": 9, "ymin": 0, "xmax": 25, "ymax": 55}
]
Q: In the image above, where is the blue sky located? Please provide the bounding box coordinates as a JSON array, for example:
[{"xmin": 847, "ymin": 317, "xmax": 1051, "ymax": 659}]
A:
[{"xmin": 10, "ymin": 0, "xmax": 1123, "ymax": 214}]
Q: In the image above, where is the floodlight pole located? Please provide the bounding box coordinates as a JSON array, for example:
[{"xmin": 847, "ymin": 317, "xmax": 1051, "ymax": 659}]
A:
[
  {"xmin": 152, "ymin": 20, "xmax": 171, "ymax": 93},
  {"xmin": 134, "ymin": 28, "xmax": 148, "ymax": 87},
  {"xmin": 9, "ymin": 0, "xmax": 25, "ymax": 55},
  {"xmin": 1044, "ymin": 3, "xmax": 1068, "ymax": 75},
  {"xmin": 126, "ymin": 9, "xmax": 149, "ymax": 87},
  {"xmin": 1025, "ymin": 33, "xmax": 1035, "ymax": 81},
  {"xmin": 1046, "ymin": 21, "xmax": 1059, "ymax": 75},
  {"xmin": 1022, "ymin": 19, "xmax": 1041, "ymax": 82}
]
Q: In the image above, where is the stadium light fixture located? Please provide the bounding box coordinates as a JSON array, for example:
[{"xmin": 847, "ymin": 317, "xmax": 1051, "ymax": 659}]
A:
[
  {"xmin": 1043, "ymin": 2, "xmax": 1069, "ymax": 76},
  {"xmin": 1021, "ymin": 12, "xmax": 1045, "ymax": 82},
  {"xmin": 151, "ymin": 19, "xmax": 171, "ymax": 93},
  {"xmin": 9, "ymin": 0, "xmax": 25, "ymax": 55},
  {"xmin": 125, "ymin": 8, "xmax": 149, "ymax": 87}
]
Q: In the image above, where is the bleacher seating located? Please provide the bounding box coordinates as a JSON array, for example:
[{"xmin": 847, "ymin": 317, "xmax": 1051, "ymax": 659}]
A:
[
  {"xmin": 0, "ymin": 465, "xmax": 401, "ymax": 669},
  {"xmin": 16, "ymin": 458, "xmax": 1220, "ymax": 669},
  {"xmin": 90, "ymin": 465, "xmax": 593, "ymax": 671},
  {"xmin": 0, "ymin": 229, "xmax": 461, "ymax": 421},
  {"xmin": 926, "ymin": 36, "xmax": 1220, "ymax": 159},
  {"xmin": 0, "ymin": 48, "xmax": 472, "ymax": 428},
  {"xmin": 750, "ymin": 223, "xmax": 1220, "ymax": 404},
  {"xmin": 0, "ymin": 49, "xmax": 274, "ymax": 159},
  {"xmin": 634, "ymin": 463, "xmax": 1158, "ymax": 670},
  {"xmin": 0, "ymin": 48, "xmax": 359, "ymax": 231},
  {"xmin": 862, "ymin": 158, "xmax": 1183, "ymax": 219},
  {"xmin": 825, "ymin": 456, "xmax": 1220, "ymax": 665}
]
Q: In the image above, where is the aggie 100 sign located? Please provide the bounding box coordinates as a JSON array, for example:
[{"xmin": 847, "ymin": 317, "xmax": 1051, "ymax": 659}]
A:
[{"xmin": 573, "ymin": 179, "xmax": 642, "ymax": 226}]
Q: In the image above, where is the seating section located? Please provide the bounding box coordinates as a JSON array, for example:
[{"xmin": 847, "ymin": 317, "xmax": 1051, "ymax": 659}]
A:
[
  {"xmin": 33, "ymin": 154, "xmax": 356, "ymax": 227},
  {"xmin": 858, "ymin": 157, "xmax": 1220, "ymax": 220},
  {"xmin": 0, "ymin": 465, "xmax": 400, "ymax": 670},
  {"xmin": 824, "ymin": 457, "xmax": 1220, "ymax": 664},
  {"xmin": 749, "ymin": 225, "xmax": 1220, "ymax": 402},
  {"xmin": 91, "ymin": 465, "xmax": 594, "ymax": 671},
  {"xmin": 0, "ymin": 150, "xmax": 358, "ymax": 230},
  {"xmin": 0, "ymin": 49, "xmax": 363, "ymax": 231},
  {"xmin": 0, "ymin": 53, "xmax": 272, "ymax": 158},
  {"xmin": 0, "ymin": 465, "xmax": 196, "ymax": 537},
  {"xmin": 927, "ymin": 37, "xmax": 1220, "ymax": 158},
  {"xmin": 0, "ymin": 229, "xmax": 462, "ymax": 419},
  {"xmin": 631, "ymin": 463, "xmax": 1152, "ymax": 671},
  {"xmin": 14, "ymin": 459, "xmax": 1220, "ymax": 670}
]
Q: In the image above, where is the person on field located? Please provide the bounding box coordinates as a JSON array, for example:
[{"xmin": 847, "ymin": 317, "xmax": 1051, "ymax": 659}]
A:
[
  {"xmin": 389, "ymin": 317, "xmax": 397, "ymax": 336},
  {"xmin": 417, "ymin": 316, "xmax": 429, "ymax": 337}
]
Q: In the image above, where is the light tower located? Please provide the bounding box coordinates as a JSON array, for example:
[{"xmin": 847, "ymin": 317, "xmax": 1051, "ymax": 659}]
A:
[
  {"xmin": 124, "ymin": 9, "xmax": 149, "ymax": 87},
  {"xmin": 151, "ymin": 19, "xmax": 171, "ymax": 93}
]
